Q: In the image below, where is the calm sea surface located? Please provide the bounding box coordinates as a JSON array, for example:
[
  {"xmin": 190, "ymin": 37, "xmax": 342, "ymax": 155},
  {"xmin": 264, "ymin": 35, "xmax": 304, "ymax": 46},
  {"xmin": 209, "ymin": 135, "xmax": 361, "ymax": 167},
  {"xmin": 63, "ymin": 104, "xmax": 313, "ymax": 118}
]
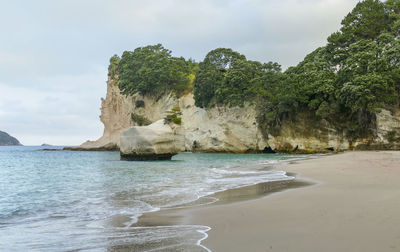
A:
[{"xmin": 0, "ymin": 146, "xmax": 307, "ymax": 251}]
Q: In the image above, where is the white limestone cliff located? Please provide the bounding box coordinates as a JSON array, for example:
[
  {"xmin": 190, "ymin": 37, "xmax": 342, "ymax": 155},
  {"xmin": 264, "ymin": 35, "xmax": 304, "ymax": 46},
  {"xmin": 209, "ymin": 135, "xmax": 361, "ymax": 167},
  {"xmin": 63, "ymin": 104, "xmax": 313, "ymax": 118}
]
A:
[{"xmin": 76, "ymin": 77, "xmax": 400, "ymax": 153}]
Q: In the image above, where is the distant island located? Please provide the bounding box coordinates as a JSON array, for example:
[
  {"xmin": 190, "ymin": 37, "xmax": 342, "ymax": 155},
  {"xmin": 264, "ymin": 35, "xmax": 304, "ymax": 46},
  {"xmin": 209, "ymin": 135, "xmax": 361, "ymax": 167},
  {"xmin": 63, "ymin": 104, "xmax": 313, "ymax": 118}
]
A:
[{"xmin": 0, "ymin": 131, "xmax": 22, "ymax": 146}]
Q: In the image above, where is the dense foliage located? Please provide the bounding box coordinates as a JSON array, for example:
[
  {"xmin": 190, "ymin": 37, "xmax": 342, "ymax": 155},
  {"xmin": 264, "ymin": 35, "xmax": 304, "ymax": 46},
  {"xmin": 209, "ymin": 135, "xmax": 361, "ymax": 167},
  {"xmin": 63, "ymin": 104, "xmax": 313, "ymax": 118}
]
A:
[
  {"xmin": 193, "ymin": 48, "xmax": 283, "ymax": 107},
  {"xmin": 258, "ymin": 0, "xmax": 400, "ymax": 138},
  {"xmin": 110, "ymin": 44, "xmax": 197, "ymax": 97},
  {"xmin": 108, "ymin": 0, "xmax": 399, "ymax": 140}
]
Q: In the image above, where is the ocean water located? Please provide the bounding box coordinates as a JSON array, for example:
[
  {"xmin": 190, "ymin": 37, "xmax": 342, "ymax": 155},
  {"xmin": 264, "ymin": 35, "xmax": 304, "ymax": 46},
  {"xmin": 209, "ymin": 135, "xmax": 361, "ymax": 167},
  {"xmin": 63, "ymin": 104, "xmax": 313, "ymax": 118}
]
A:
[{"xmin": 0, "ymin": 146, "xmax": 307, "ymax": 251}]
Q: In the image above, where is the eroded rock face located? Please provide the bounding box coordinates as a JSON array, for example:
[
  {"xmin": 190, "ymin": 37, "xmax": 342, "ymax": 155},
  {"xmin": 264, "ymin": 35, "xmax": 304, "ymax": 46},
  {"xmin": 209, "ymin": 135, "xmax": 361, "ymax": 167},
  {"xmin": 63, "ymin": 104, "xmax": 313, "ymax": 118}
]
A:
[
  {"xmin": 267, "ymin": 108, "xmax": 400, "ymax": 152},
  {"xmin": 376, "ymin": 109, "xmax": 400, "ymax": 143},
  {"xmin": 267, "ymin": 113, "xmax": 349, "ymax": 153},
  {"xmin": 78, "ymin": 77, "xmax": 177, "ymax": 150},
  {"xmin": 179, "ymin": 94, "xmax": 267, "ymax": 153},
  {"xmin": 120, "ymin": 120, "xmax": 185, "ymax": 160},
  {"xmin": 78, "ymin": 77, "xmax": 400, "ymax": 153},
  {"xmin": 79, "ymin": 78, "xmax": 268, "ymax": 153}
]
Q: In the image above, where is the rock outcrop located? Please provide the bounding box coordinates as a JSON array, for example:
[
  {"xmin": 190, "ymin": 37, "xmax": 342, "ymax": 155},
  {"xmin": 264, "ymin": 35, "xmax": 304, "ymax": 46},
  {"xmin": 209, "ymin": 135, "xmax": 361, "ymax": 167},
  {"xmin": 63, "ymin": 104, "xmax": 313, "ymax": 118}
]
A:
[
  {"xmin": 267, "ymin": 108, "xmax": 400, "ymax": 152},
  {"xmin": 179, "ymin": 95, "xmax": 267, "ymax": 153},
  {"xmin": 0, "ymin": 131, "xmax": 22, "ymax": 146},
  {"xmin": 74, "ymin": 77, "xmax": 268, "ymax": 153},
  {"xmin": 75, "ymin": 77, "xmax": 400, "ymax": 154},
  {"xmin": 120, "ymin": 120, "xmax": 185, "ymax": 160},
  {"xmin": 75, "ymin": 77, "xmax": 177, "ymax": 151}
]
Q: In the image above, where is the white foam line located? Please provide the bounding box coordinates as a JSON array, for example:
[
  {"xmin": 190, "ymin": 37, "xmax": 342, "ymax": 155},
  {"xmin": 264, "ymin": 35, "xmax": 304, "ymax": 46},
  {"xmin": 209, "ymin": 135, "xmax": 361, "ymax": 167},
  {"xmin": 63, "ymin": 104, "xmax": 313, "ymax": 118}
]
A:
[
  {"xmin": 167, "ymin": 197, "xmax": 219, "ymax": 210},
  {"xmin": 130, "ymin": 225, "xmax": 212, "ymax": 252},
  {"xmin": 196, "ymin": 226, "xmax": 212, "ymax": 252}
]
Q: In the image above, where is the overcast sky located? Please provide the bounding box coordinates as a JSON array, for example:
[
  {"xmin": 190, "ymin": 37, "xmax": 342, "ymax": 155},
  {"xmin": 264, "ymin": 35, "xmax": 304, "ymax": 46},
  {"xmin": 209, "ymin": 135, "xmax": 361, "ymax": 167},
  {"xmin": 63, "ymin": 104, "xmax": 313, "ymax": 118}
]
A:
[{"xmin": 0, "ymin": 0, "xmax": 360, "ymax": 146}]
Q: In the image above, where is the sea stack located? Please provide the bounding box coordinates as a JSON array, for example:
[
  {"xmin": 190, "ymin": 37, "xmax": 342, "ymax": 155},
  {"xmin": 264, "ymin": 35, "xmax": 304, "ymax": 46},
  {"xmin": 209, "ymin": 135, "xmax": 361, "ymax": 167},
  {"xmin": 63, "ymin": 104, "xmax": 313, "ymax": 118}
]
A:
[{"xmin": 120, "ymin": 119, "xmax": 185, "ymax": 161}]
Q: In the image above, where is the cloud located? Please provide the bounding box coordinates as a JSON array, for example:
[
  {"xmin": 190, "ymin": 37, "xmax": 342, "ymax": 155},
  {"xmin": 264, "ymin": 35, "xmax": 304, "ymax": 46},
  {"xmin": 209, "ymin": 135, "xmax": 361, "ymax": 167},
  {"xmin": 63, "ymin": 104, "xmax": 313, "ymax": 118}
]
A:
[
  {"xmin": 0, "ymin": 72, "xmax": 105, "ymax": 145},
  {"xmin": 0, "ymin": 0, "xmax": 359, "ymax": 145},
  {"xmin": 101, "ymin": 0, "xmax": 359, "ymax": 66}
]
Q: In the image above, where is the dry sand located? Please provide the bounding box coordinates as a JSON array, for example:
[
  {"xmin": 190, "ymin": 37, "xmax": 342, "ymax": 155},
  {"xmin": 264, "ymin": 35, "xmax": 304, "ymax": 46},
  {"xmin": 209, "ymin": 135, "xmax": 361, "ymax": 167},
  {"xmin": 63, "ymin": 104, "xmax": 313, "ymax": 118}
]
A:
[{"xmin": 183, "ymin": 151, "xmax": 400, "ymax": 252}]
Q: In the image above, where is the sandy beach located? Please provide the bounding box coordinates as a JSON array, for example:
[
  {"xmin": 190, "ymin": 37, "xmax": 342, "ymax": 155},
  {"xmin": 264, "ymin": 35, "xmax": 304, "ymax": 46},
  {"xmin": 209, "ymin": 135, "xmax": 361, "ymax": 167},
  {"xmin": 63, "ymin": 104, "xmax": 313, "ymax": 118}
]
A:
[{"xmin": 177, "ymin": 151, "xmax": 400, "ymax": 252}]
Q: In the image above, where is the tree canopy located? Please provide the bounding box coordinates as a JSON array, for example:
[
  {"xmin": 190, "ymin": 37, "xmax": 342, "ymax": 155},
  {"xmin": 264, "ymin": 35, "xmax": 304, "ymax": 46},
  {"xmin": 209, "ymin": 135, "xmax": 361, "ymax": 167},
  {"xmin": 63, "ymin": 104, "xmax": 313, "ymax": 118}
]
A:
[
  {"xmin": 193, "ymin": 48, "xmax": 283, "ymax": 108},
  {"xmin": 111, "ymin": 44, "xmax": 196, "ymax": 97}
]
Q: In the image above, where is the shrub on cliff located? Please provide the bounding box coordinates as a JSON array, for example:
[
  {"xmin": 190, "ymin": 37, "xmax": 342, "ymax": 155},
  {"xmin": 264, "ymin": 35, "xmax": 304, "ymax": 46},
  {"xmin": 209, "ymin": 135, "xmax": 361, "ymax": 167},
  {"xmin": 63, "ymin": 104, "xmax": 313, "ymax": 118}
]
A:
[
  {"xmin": 135, "ymin": 100, "xmax": 145, "ymax": 108},
  {"xmin": 164, "ymin": 114, "xmax": 181, "ymax": 125},
  {"xmin": 108, "ymin": 54, "xmax": 120, "ymax": 78},
  {"xmin": 131, "ymin": 113, "xmax": 151, "ymax": 126},
  {"xmin": 171, "ymin": 106, "xmax": 180, "ymax": 112}
]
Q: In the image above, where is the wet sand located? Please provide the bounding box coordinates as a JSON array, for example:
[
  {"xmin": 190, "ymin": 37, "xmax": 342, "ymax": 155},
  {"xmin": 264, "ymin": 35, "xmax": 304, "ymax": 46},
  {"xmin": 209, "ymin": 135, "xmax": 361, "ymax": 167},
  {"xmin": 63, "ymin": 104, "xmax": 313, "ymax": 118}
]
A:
[
  {"xmin": 182, "ymin": 151, "xmax": 400, "ymax": 251},
  {"xmin": 136, "ymin": 179, "xmax": 312, "ymax": 227}
]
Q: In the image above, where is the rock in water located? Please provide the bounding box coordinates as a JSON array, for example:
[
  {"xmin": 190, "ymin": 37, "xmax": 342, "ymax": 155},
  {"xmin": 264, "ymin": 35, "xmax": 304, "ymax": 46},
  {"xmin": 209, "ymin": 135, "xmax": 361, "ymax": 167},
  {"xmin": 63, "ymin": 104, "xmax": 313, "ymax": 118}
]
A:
[
  {"xmin": 0, "ymin": 131, "xmax": 22, "ymax": 146},
  {"xmin": 120, "ymin": 120, "xmax": 185, "ymax": 161}
]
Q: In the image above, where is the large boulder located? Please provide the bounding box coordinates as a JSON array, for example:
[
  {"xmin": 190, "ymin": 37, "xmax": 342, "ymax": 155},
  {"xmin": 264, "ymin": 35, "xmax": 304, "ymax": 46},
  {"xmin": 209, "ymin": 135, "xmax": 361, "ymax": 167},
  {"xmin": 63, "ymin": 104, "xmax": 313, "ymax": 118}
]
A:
[{"xmin": 120, "ymin": 120, "xmax": 185, "ymax": 160}]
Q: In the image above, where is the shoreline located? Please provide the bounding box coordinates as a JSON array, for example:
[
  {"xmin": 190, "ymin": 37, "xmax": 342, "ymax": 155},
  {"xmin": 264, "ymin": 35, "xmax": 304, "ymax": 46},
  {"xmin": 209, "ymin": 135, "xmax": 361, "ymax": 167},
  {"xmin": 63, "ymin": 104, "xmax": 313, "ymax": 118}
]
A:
[
  {"xmin": 133, "ymin": 154, "xmax": 319, "ymax": 250},
  {"xmin": 135, "ymin": 178, "xmax": 313, "ymax": 228},
  {"xmin": 183, "ymin": 151, "xmax": 400, "ymax": 252},
  {"xmin": 135, "ymin": 151, "xmax": 400, "ymax": 251}
]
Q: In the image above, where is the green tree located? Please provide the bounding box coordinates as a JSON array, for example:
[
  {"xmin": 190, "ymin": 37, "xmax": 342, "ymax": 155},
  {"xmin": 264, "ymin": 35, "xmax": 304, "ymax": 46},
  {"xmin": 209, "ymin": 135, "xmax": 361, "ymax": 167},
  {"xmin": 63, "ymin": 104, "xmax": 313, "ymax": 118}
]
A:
[
  {"xmin": 385, "ymin": 0, "xmax": 400, "ymax": 36},
  {"xmin": 117, "ymin": 44, "xmax": 192, "ymax": 97},
  {"xmin": 194, "ymin": 48, "xmax": 281, "ymax": 108},
  {"xmin": 217, "ymin": 60, "xmax": 264, "ymax": 106},
  {"xmin": 327, "ymin": 0, "xmax": 389, "ymax": 65},
  {"xmin": 108, "ymin": 54, "xmax": 120, "ymax": 78},
  {"xmin": 194, "ymin": 48, "xmax": 247, "ymax": 107}
]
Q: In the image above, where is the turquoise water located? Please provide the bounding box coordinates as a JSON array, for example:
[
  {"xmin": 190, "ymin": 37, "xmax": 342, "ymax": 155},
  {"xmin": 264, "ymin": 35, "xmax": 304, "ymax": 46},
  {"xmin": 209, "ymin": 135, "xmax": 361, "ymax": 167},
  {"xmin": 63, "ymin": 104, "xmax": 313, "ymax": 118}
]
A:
[{"xmin": 0, "ymin": 146, "xmax": 305, "ymax": 251}]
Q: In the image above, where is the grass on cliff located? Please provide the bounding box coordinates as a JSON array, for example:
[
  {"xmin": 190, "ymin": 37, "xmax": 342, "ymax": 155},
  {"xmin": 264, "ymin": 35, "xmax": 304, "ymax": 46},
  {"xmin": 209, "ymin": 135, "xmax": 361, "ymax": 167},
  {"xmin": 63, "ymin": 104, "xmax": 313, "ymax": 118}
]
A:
[{"xmin": 131, "ymin": 113, "xmax": 151, "ymax": 126}]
